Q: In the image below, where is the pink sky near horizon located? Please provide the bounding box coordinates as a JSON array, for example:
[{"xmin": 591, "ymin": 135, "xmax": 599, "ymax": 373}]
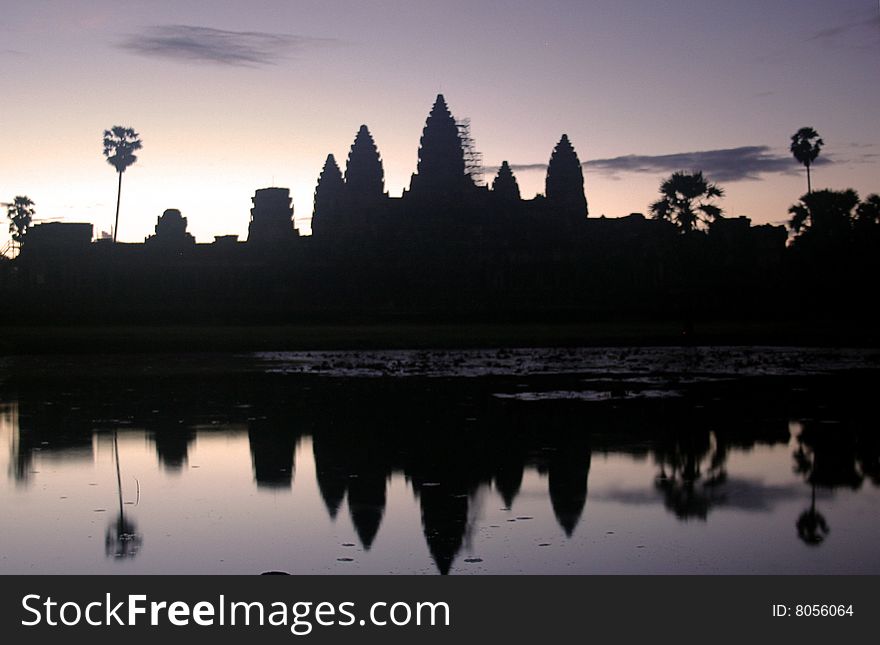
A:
[{"xmin": 1, "ymin": 0, "xmax": 878, "ymax": 244}]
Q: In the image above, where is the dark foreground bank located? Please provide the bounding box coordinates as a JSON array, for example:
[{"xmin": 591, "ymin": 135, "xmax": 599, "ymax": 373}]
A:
[{"xmin": 3, "ymin": 319, "xmax": 880, "ymax": 355}]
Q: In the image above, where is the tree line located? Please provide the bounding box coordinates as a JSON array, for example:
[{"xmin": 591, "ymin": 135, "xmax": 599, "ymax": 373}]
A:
[{"xmin": 649, "ymin": 126, "xmax": 878, "ymax": 245}]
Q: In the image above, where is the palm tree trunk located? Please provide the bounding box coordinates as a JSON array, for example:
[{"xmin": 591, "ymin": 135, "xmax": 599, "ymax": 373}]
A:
[
  {"xmin": 806, "ymin": 164, "xmax": 812, "ymax": 195},
  {"xmin": 114, "ymin": 431, "xmax": 124, "ymax": 518},
  {"xmin": 113, "ymin": 171, "xmax": 123, "ymax": 242}
]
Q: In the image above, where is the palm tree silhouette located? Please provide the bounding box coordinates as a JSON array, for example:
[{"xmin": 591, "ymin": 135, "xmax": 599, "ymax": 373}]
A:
[
  {"xmin": 102, "ymin": 126, "xmax": 142, "ymax": 242},
  {"xmin": 788, "ymin": 188, "xmax": 859, "ymax": 242},
  {"xmin": 6, "ymin": 195, "xmax": 35, "ymax": 255},
  {"xmin": 649, "ymin": 171, "xmax": 724, "ymax": 233},
  {"xmin": 855, "ymin": 194, "xmax": 880, "ymax": 230},
  {"xmin": 790, "ymin": 127, "xmax": 823, "ymax": 195}
]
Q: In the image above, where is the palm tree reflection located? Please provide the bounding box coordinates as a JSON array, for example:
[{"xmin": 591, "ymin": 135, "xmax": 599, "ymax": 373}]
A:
[
  {"xmin": 653, "ymin": 429, "xmax": 727, "ymax": 520},
  {"xmin": 105, "ymin": 431, "xmax": 143, "ymax": 559},
  {"xmin": 796, "ymin": 482, "xmax": 829, "ymax": 546},
  {"xmin": 790, "ymin": 421, "xmax": 863, "ymax": 548}
]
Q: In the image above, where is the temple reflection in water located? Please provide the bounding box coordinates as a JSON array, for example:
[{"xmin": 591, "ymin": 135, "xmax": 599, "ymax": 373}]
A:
[{"xmin": 2, "ymin": 350, "xmax": 878, "ymax": 574}]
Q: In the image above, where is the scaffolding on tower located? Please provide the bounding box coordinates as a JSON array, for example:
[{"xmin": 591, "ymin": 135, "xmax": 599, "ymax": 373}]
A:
[{"xmin": 456, "ymin": 118, "xmax": 484, "ymax": 185}]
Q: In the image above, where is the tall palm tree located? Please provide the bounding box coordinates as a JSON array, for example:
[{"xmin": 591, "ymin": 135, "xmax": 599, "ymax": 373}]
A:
[
  {"xmin": 6, "ymin": 195, "xmax": 35, "ymax": 255},
  {"xmin": 790, "ymin": 127, "xmax": 823, "ymax": 195},
  {"xmin": 102, "ymin": 126, "xmax": 142, "ymax": 242},
  {"xmin": 649, "ymin": 171, "xmax": 724, "ymax": 233}
]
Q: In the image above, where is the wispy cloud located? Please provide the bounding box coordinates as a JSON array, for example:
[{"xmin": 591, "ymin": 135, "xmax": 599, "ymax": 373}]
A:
[
  {"xmin": 496, "ymin": 163, "xmax": 548, "ymax": 173},
  {"xmin": 756, "ymin": 9, "xmax": 879, "ymax": 64},
  {"xmin": 488, "ymin": 146, "xmax": 834, "ymax": 183},
  {"xmin": 841, "ymin": 142, "xmax": 880, "ymax": 164},
  {"xmin": 118, "ymin": 25, "xmax": 336, "ymax": 67},
  {"xmin": 584, "ymin": 146, "xmax": 823, "ymax": 182},
  {"xmin": 807, "ymin": 13, "xmax": 880, "ymax": 42}
]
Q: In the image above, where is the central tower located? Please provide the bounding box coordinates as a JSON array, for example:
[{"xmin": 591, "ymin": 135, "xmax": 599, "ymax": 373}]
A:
[{"xmin": 408, "ymin": 94, "xmax": 473, "ymax": 201}]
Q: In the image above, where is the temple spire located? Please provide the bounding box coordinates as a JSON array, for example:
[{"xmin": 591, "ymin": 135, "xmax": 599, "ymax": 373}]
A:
[
  {"xmin": 492, "ymin": 161, "xmax": 521, "ymax": 202},
  {"xmin": 312, "ymin": 153, "xmax": 345, "ymax": 237},
  {"xmin": 409, "ymin": 94, "xmax": 472, "ymax": 198},
  {"xmin": 545, "ymin": 134, "xmax": 588, "ymax": 220},
  {"xmin": 344, "ymin": 125, "xmax": 385, "ymax": 205}
]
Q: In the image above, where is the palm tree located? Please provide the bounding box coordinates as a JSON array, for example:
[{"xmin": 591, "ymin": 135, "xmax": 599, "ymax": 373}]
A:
[
  {"xmin": 6, "ymin": 195, "xmax": 35, "ymax": 255},
  {"xmin": 102, "ymin": 126, "xmax": 142, "ymax": 242},
  {"xmin": 855, "ymin": 194, "xmax": 880, "ymax": 230},
  {"xmin": 788, "ymin": 188, "xmax": 859, "ymax": 242},
  {"xmin": 649, "ymin": 171, "xmax": 724, "ymax": 233},
  {"xmin": 790, "ymin": 127, "xmax": 823, "ymax": 195}
]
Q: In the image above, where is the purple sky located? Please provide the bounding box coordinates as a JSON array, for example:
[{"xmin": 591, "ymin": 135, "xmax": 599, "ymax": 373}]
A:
[{"xmin": 2, "ymin": 0, "xmax": 878, "ymax": 242}]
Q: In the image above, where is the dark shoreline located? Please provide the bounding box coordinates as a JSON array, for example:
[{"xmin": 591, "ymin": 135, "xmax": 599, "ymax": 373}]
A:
[{"xmin": 2, "ymin": 319, "xmax": 879, "ymax": 356}]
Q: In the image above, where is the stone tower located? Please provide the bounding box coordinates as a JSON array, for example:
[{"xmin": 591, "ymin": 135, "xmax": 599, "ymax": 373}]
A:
[
  {"xmin": 408, "ymin": 94, "xmax": 472, "ymax": 200},
  {"xmin": 146, "ymin": 208, "xmax": 195, "ymax": 247},
  {"xmin": 312, "ymin": 154, "xmax": 345, "ymax": 237},
  {"xmin": 344, "ymin": 125, "xmax": 385, "ymax": 206},
  {"xmin": 545, "ymin": 134, "xmax": 588, "ymax": 220},
  {"xmin": 247, "ymin": 187, "xmax": 298, "ymax": 243},
  {"xmin": 492, "ymin": 161, "xmax": 521, "ymax": 202}
]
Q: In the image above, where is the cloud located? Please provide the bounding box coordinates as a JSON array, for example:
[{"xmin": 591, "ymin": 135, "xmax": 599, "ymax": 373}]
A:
[
  {"xmin": 118, "ymin": 25, "xmax": 336, "ymax": 67},
  {"xmin": 487, "ymin": 146, "xmax": 834, "ymax": 183},
  {"xmin": 755, "ymin": 10, "xmax": 879, "ymax": 64},
  {"xmin": 807, "ymin": 13, "xmax": 880, "ymax": 43},
  {"xmin": 841, "ymin": 142, "xmax": 880, "ymax": 165},
  {"xmin": 584, "ymin": 146, "xmax": 823, "ymax": 182},
  {"xmin": 498, "ymin": 163, "xmax": 549, "ymax": 173},
  {"xmin": 802, "ymin": 11, "xmax": 880, "ymax": 54}
]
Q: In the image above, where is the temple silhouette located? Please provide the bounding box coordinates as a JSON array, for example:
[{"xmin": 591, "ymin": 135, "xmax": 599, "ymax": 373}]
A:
[
  {"xmin": 311, "ymin": 96, "xmax": 591, "ymax": 241},
  {"xmin": 0, "ymin": 93, "xmax": 827, "ymax": 326}
]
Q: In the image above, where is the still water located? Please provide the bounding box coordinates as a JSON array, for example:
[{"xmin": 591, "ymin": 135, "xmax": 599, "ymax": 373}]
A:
[{"xmin": 1, "ymin": 347, "xmax": 878, "ymax": 574}]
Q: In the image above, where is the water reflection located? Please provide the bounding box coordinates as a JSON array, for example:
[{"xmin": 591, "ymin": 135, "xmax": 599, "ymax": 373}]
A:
[
  {"xmin": 797, "ymin": 483, "xmax": 829, "ymax": 546},
  {"xmin": 1, "ymin": 352, "xmax": 879, "ymax": 574},
  {"xmin": 105, "ymin": 432, "xmax": 143, "ymax": 558},
  {"xmin": 790, "ymin": 418, "xmax": 879, "ymax": 547}
]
